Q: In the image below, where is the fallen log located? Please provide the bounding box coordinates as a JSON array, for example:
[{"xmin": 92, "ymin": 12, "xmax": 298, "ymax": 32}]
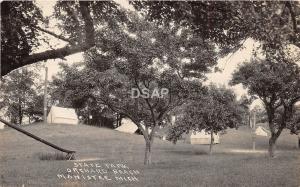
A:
[{"xmin": 0, "ymin": 118, "xmax": 76, "ymax": 157}]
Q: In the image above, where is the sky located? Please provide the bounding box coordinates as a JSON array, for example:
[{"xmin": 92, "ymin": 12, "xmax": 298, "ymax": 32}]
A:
[{"xmin": 34, "ymin": 0, "xmax": 262, "ymax": 108}]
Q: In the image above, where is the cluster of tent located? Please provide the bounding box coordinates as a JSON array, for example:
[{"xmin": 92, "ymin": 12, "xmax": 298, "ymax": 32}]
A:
[
  {"xmin": 2, "ymin": 105, "xmax": 299, "ymax": 146},
  {"xmin": 113, "ymin": 118, "xmax": 283, "ymax": 144},
  {"xmin": 1, "ymin": 107, "xmax": 221, "ymax": 144},
  {"xmin": 115, "ymin": 117, "xmax": 220, "ymax": 145}
]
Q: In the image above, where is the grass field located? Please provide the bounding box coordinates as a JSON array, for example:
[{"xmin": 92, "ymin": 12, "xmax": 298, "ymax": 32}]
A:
[{"xmin": 0, "ymin": 123, "xmax": 299, "ymax": 187}]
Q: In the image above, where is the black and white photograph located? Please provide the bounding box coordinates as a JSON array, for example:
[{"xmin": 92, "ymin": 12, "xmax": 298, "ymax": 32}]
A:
[{"xmin": 0, "ymin": 1, "xmax": 300, "ymax": 186}]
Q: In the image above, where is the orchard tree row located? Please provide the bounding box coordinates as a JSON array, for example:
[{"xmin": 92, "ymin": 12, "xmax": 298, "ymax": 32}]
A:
[{"xmin": 1, "ymin": 1, "xmax": 299, "ymax": 163}]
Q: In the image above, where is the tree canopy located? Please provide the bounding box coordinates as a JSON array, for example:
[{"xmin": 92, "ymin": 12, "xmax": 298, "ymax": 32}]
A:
[
  {"xmin": 1, "ymin": 0, "xmax": 300, "ymax": 163},
  {"xmin": 0, "ymin": 67, "xmax": 43, "ymax": 124},
  {"xmin": 1, "ymin": 1, "xmax": 126, "ymax": 76},
  {"xmin": 50, "ymin": 12, "xmax": 217, "ymax": 164},
  {"xmin": 3, "ymin": 1, "xmax": 299, "ymax": 76},
  {"xmin": 230, "ymin": 57, "xmax": 300, "ymax": 157},
  {"xmin": 131, "ymin": 1, "xmax": 300, "ymax": 52},
  {"xmin": 167, "ymin": 85, "xmax": 243, "ymax": 154}
]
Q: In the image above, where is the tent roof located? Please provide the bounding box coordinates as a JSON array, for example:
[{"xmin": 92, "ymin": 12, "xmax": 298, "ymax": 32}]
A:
[
  {"xmin": 255, "ymin": 126, "xmax": 270, "ymax": 136},
  {"xmin": 115, "ymin": 118, "xmax": 138, "ymax": 133}
]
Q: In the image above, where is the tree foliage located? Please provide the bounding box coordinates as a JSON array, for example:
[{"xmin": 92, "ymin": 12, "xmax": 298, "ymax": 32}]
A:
[
  {"xmin": 50, "ymin": 63, "xmax": 113, "ymax": 126},
  {"xmin": 1, "ymin": 1, "xmax": 126, "ymax": 76},
  {"xmin": 230, "ymin": 58, "xmax": 300, "ymax": 157},
  {"xmin": 131, "ymin": 1, "xmax": 300, "ymax": 54},
  {"xmin": 0, "ymin": 67, "xmax": 43, "ymax": 124},
  {"xmin": 167, "ymin": 85, "xmax": 243, "ymax": 154},
  {"xmin": 50, "ymin": 13, "xmax": 217, "ymax": 164},
  {"xmin": 1, "ymin": 1, "xmax": 44, "ymax": 75}
]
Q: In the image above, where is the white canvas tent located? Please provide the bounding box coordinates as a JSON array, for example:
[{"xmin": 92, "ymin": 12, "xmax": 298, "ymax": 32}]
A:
[
  {"xmin": 255, "ymin": 126, "xmax": 270, "ymax": 137},
  {"xmin": 47, "ymin": 106, "xmax": 78, "ymax": 125},
  {"xmin": 0, "ymin": 110, "xmax": 6, "ymax": 129},
  {"xmin": 115, "ymin": 118, "xmax": 138, "ymax": 133},
  {"xmin": 0, "ymin": 122, "xmax": 5, "ymax": 130},
  {"xmin": 184, "ymin": 130, "xmax": 220, "ymax": 144}
]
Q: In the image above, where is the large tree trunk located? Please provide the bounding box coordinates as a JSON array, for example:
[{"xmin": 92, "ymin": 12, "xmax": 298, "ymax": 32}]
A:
[
  {"xmin": 267, "ymin": 104, "xmax": 289, "ymax": 157},
  {"xmin": 144, "ymin": 140, "xmax": 152, "ymax": 165},
  {"xmin": 267, "ymin": 108, "xmax": 277, "ymax": 157},
  {"xmin": 268, "ymin": 128, "xmax": 283, "ymax": 157},
  {"xmin": 268, "ymin": 135, "xmax": 277, "ymax": 157},
  {"xmin": 209, "ymin": 129, "xmax": 214, "ymax": 155},
  {"xmin": 143, "ymin": 125, "xmax": 156, "ymax": 165}
]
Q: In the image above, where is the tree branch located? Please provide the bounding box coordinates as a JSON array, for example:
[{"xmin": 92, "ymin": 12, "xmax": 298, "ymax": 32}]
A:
[
  {"xmin": 286, "ymin": 2, "xmax": 299, "ymax": 48},
  {"xmin": 286, "ymin": 2, "xmax": 298, "ymax": 35},
  {"xmin": 134, "ymin": 77, "xmax": 156, "ymax": 127},
  {"xmin": 32, "ymin": 25, "xmax": 72, "ymax": 44},
  {"xmin": 1, "ymin": 2, "xmax": 95, "ymax": 77},
  {"xmin": 79, "ymin": 1, "xmax": 95, "ymax": 46}
]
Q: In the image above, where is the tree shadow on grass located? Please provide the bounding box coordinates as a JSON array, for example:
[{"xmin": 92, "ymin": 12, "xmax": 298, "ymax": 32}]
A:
[
  {"xmin": 164, "ymin": 149, "xmax": 208, "ymax": 156},
  {"xmin": 36, "ymin": 152, "xmax": 75, "ymax": 161}
]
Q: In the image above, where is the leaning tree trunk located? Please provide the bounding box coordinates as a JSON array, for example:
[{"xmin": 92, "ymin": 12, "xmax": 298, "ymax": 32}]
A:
[
  {"xmin": 209, "ymin": 129, "xmax": 214, "ymax": 155},
  {"xmin": 0, "ymin": 118, "xmax": 76, "ymax": 159}
]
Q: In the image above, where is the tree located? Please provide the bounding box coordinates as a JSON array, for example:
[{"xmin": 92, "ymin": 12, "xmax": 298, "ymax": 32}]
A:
[
  {"xmin": 50, "ymin": 62, "xmax": 114, "ymax": 127},
  {"xmin": 1, "ymin": 1, "xmax": 127, "ymax": 76},
  {"xmin": 0, "ymin": 1, "xmax": 128, "ymax": 156},
  {"xmin": 237, "ymin": 94, "xmax": 252, "ymax": 126},
  {"xmin": 0, "ymin": 67, "xmax": 43, "ymax": 124},
  {"xmin": 131, "ymin": 1, "xmax": 300, "ymax": 53},
  {"xmin": 230, "ymin": 58, "xmax": 300, "ymax": 157},
  {"xmin": 65, "ymin": 13, "xmax": 216, "ymax": 165},
  {"xmin": 4, "ymin": 1, "xmax": 297, "ymax": 77},
  {"xmin": 167, "ymin": 85, "xmax": 242, "ymax": 154}
]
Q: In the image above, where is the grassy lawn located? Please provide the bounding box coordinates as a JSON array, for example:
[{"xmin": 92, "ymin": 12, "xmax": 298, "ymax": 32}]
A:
[{"xmin": 0, "ymin": 123, "xmax": 299, "ymax": 187}]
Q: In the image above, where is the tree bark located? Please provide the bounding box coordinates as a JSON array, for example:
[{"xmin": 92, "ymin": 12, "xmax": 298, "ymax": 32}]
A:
[
  {"xmin": 268, "ymin": 127, "xmax": 284, "ymax": 157},
  {"xmin": 209, "ymin": 129, "xmax": 214, "ymax": 155},
  {"xmin": 18, "ymin": 98, "xmax": 22, "ymax": 125},
  {"xmin": 268, "ymin": 135, "xmax": 277, "ymax": 157},
  {"xmin": 144, "ymin": 140, "xmax": 152, "ymax": 165},
  {"xmin": 0, "ymin": 118, "xmax": 75, "ymax": 155},
  {"xmin": 266, "ymin": 107, "xmax": 277, "ymax": 157},
  {"xmin": 268, "ymin": 104, "xmax": 291, "ymax": 157}
]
